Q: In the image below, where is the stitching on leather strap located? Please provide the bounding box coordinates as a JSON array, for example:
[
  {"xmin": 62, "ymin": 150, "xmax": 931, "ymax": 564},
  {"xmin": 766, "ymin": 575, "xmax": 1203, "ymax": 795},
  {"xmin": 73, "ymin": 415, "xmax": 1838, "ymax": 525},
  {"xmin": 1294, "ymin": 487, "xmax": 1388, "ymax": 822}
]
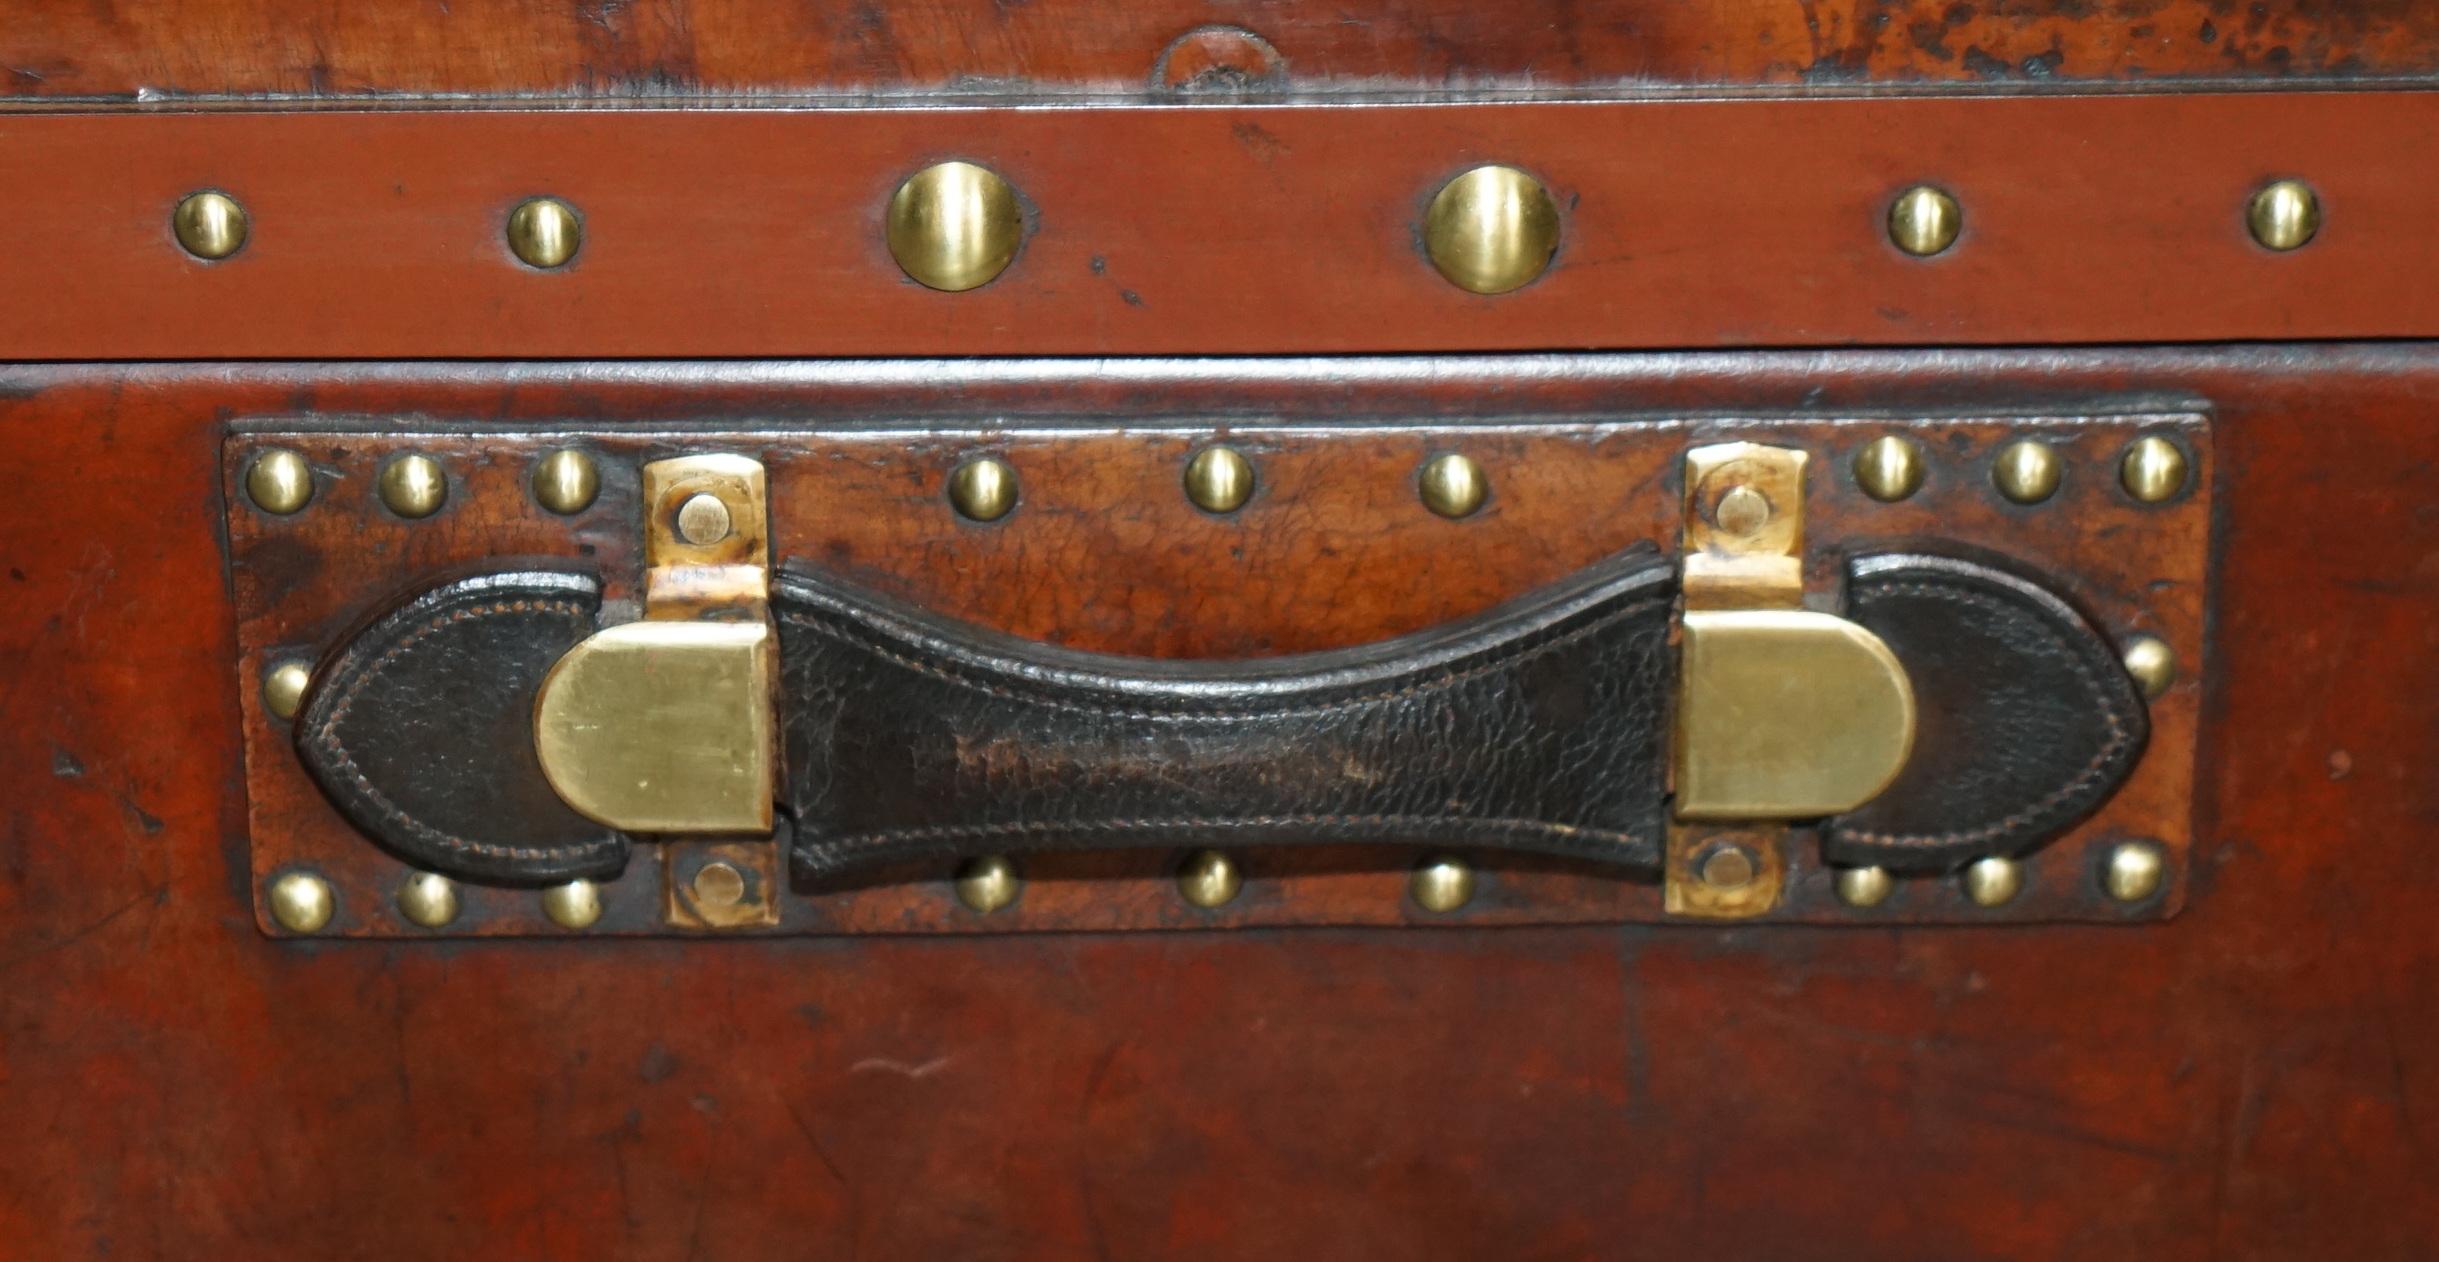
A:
[{"xmin": 798, "ymin": 813, "xmax": 1648, "ymax": 866}]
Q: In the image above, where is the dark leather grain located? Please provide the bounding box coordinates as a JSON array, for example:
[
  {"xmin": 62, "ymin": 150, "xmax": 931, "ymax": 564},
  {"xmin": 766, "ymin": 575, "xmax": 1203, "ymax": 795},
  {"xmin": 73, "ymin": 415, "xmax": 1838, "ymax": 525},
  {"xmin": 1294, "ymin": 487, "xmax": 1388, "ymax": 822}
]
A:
[{"xmin": 293, "ymin": 568, "xmax": 630, "ymax": 885}]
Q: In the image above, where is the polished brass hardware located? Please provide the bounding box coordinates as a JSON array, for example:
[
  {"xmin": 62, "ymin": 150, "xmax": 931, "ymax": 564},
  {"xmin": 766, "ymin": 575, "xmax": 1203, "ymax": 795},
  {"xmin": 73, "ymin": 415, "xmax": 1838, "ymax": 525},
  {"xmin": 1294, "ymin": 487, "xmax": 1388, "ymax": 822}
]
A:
[
  {"xmin": 664, "ymin": 840, "xmax": 781, "ymax": 929},
  {"xmin": 534, "ymin": 454, "xmax": 778, "ymax": 834},
  {"xmin": 532, "ymin": 449, "xmax": 600, "ymax": 515},
  {"xmin": 1185, "ymin": 446, "xmax": 1255, "ymax": 514},
  {"xmin": 378, "ymin": 454, "xmax": 447, "ymax": 519},
  {"xmin": 2102, "ymin": 840, "xmax": 2167, "ymax": 903},
  {"xmin": 949, "ymin": 457, "xmax": 1019, "ymax": 522},
  {"xmin": 1834, "ymin": 866, "xmax": 1895, "ymax": 908},
  {"xmin": 395, "ymin": 872, "xmax": 460, "ymax": 928},
  {"xmin": 1418, "ymin": 453, "xmax": 1487, "ymax": 519},
  {"xmin": 268, "ymin": 871, "xmax": 335, "ymax": 933},
  {"xmin": 1852, "ymin": 436, "xmax": 1925, "ymax": 503},
  {"xmin": 2119, "ymin": 436, "xmax": 2189, "ymax": 503},
  {"xmin": 1410, "ymin": 855, "xmax": 1476, "ymax": 913},
  {"xmin": 541, "ymin": 879, "xmax": 604, "ymax": 929},
  {"xmin": 261, "ymin": 660, "xmax": 310, "ymax": 721},
  {"xmin": 246, "ymin": 448, "xmax": 314, "ymax": 515},
  {"xmin": 173, "ymin": 191, "xmax": 248, "ymax": 260},
  {"xmin": 955, "ymin": 855, "xmax": 1021, "ymax": 913},
  {"xmin": 887, "ymin": 161, "xmax": 1024, "ymax": 292},
  {"xmin": 1962, "ymin": 857, "xmax": 2023, "ymax": 907},
  {"xmin": 1177, "ymin": 849, "xmax": 1243, "ymax": 908},
  {"xmin": 2248, "ymin": 179, "xmax": 2321, "ymax": 251},
  {"xmin": 507, "ymin": 196, "xmax": 582, "ymax": 269},
  {"xmin": 1992, "ymin": 439, "xmax": 2062, "ymax": 504},
  {"xmin": 1887, "ymin": 185, "xmax": 1961, "ymax": 257},
  {"xmin": 1423, "ymin": 164, "xmax": 1560, "ymax": 295},
  {"xmin": 2121, "ymin": 634, "xmax": 2176, "ymax": 700}
]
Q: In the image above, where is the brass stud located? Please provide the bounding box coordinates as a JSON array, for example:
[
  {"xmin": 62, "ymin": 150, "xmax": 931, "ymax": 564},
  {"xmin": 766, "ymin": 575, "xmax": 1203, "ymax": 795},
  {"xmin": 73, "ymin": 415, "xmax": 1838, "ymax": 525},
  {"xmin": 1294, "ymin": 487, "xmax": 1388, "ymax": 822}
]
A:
[
  {"xmin": 1423, "ymin": 164, "xmax": 1561, "ymax": 295},
  {"xmin": 1410, "ymin": 855, "xmax": 1477, "ymax": 913},
  {"xmin": 691, "ymin": 861, "xmax": 747, "ymax": 910},
  {"xmin": 2119, "ymin": 436, "xmax": 2189, "ymax": 503},
  {"xmin": 1961, "ymin": 857, "xmax": 2024, "ymax": 908},
  {"xmin": 267, "ymin": 872, "xmax": 335, "ymax": 934},
  {"xmin": 2121, "ymin": 634, "xmax": 2176, "ymax": 700},
  {"xmin": 1184, "ymin": 446, "xmax": 1255, "ymax": 514},
  {"xmin": 507, "ymin": 196, "xmax": 582, "ymax": 269},
  {"xmin": 949, "ymin": 457, "xmax": 1019, "ymax": 523},
  {"xmin": 2247, "ymin": 179, "xmax": 2321, "ymax": 252},
  {"xmin": 378, "ymin": 454, "xmax": 448, "ymax": 519},
  {"xmin": 1418, "ymin": 453, "xmax": 1488, "ymax": 519},
  {"xmin": 1697, "ymin": 842, "xmax": 1759, "ymax": 891},
  {"xmin": 261, "ymin": 660, "xmax": 311, "ymax": 721},
  {"xmin": 1176, "ymin": 849, "xmax": 1242, "ymax": 909},
  {"xmin": 1992, "ymin": 439, "xmax": 2062, "ymax": 505},
  {"xmin": 1834, "ymin": 865, "xmax": 1895, "ymax": 908},
  {"xmin": 395, "ymin": 872, "xmax": 461, "ymax": 928},
  {"xmin": 1887, "ymin": 185, "xmax": 1962, "ymax": 257},
  {"xmin": 954, "ymin": 854, "xmax": 1020, "ymax": 914},
  {"xmin": 532, "ymin": 449, "xmax": 600, "ymax": 515},
  {"xmin": 245, "ymin": 448, "xmax": 315, "ymax": 515},
  {"xmin": 2101, "ymin": 840, "xmax": 2168, "ymax": 903},
  {"xmin": 886, "ymin": 161, "xmax": 1025, "ymax": 292},
  {"xmin": 674, "ymin": 492, "xmax": 732, "ymax": 546},
  {"xmin": 1852, "ymin": 436, "xmax": 1926, "ymax": 503},
  {"xmin": 540, "ymin": 879, "xmax": 604, "ymax": 930},
  {"xmin": 172, "ymin": 190, "xmax": 249, "ymax": 261},
  {"xmin": 1711, "ymin": 484, "xmax": 1772, "ymax": 538}
]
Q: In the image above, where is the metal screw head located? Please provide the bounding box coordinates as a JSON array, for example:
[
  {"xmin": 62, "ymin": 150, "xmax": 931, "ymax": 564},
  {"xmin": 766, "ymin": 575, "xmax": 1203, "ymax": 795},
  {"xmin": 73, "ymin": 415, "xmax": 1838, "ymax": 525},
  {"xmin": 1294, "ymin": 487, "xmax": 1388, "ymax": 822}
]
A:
[
  {"xmin": 1887, "ymin": 185, "xmax": 1961, "ymax": 257},
  {"xmin": 173, "ymin": 191, "xmax": 249, "ymax": 260},
  {"xmin": 1423, "ymin": 164, "xmax": 1561, "ymax": 295},
  {"xmin": 1697, "ymin": 842, "xmax": 1759, "ymax": 891},
  {"xmin": 1176, "ymin": 850, "xmax": 1243, "ymax": 908},
  {"xmin": 1418, "ymin": 453, "xmax": 1488, "ymax": 519},
  {"xmin": 2121, "ymin": 634, "xmax": 2176, "ymax": 700},
  {"xmin": 1961, "ymin": 857, "xmax": 2024, "ymax": 908},
  {"xmin": 1410, "ymin": 855, "xmax": 1477, "ymax": 913},
  {"xmin": 261, "ymin": 660, "xmax": 311, "ymax": 720},
  {"xmin": 887, "ymin": 161, "xmax": 1025, "ymax": 292},
  {"xmin": 378, "ymin": 454, "xmax": 448, "ymax": 519},
  {"xmin": 1710, "ymin": 484, "xmax": 1773, "ymax": 537},
  {"xmin": 2119, "ymin": 436, "xmax": 2189, "ymax": 503},
  {"xmin": 949, "ymin": 457, "xmax": 1019, "ymax": 522},
  {"xmin": 2248, "ymin": 179, "xmax": 2321, "ymax": 252},
  {"xmin": 1992, "ymin": 439, "xmax": 2063, "ymax": 505},
  {"xmin": 531, "ymin": 449, "xmax": 600, "ymax": 515},
  {"xmin": 1834, "ymin": 865, "xmax": 1895, "ymax": 908},
  {"xmin": 507, "ymin": 196, "xmax": 582, "ymax": 269},
  {"xmin": 395, "ymin": 872, "xmax": 461, "ymax": 928},
  {"xmin": 954, "ymin": 854, "xmax": 1020, "ymax": 914},
  {"xmin": 246, "ymin": 448, "xmax": 315, "ymax": 515},
  {"xmin": 1852, "ymin": 436, "xmax": 1926, "ymax": 503},
  {"xmin": 674, "ymin": 492, "xmax": 733, "ymax": 546},
  {"xmin": 691, "ymin": 861, "xmax": 747, "ymax": 910},
  {"xmin": 1184, "ymin": 446, "xmax": 1255, "ymax": 514},
  {"xmin": 540, "ymin": 879, "xmax": 604, "ymax": 929},
  {"xmin": 2102, "ymin": 840, "xmax": 2168, "ymax": 903},
  {"xmin": 268, "ymin": 872, "xmax": 335, "ymax": 934}
]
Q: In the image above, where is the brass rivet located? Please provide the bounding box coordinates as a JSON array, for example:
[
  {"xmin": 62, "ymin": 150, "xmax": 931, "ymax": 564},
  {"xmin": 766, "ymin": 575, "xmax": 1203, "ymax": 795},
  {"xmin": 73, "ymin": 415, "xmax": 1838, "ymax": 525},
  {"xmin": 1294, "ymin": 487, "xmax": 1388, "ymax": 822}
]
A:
[
  {"xmin": 1177, "ymin": 849, "xmax": 1243, "ymax": 909},
  {"xmin": 1853, "ymin": 436, "xmax": 1926, "ymax": 503},
  {"xmin": 173, "ymin": 190, "xmax": 249, "ymax": 261},
  {"xmin": 2122, "ymin": 634, "xmax": 2176, "ymax": 700},
  {"xmin": 1992, "ymin": 439, "xmax": 2063, "ymax": 504},
  {"xmin": 1887, "ymin": 185, "xmax": 1962, "ymax": 257},
  {"xmin": 1698, "ymin": 843, "xmax": 1759, "ymax": 891},
  {"xmin": 1184, "ymin": 446, "xmax": 1255, "ymax": 514},
  {"xmin": 1410, "ymin": 855, "xmax": 1477, "ymax": 913},
  {"xmin": 507, "ymin": 196, "xmax": 582, "ymax": 269},
  {"xmin": 395, "ymin": 872, "xmax": 461, "ymax": 928},
  {"xmin": 1962, "ymin": 857, "xmax": 2024, "ymax": 908},
  {"xmin": 2102, "ymin": 840, "xmax": 2168, "ymax": 903},
  {"xmin": 1834, "ymin": 865, "xmax": 1895, "ymax": 908},
  {"xmin": 1711, "ymin": 484, "xmax": 1772, "ymax": 537},
  {"xmin": 954, "ymin": 854, "xmax": 1020, "ymax": 914},
  {"xmin": 2119, "ymin": 436, "xmax": 2189, "ymax": 503},
  {"xmin": 532, "ymin": 449, "xmax": 600, "ymax": 515},
  {"xmin": 2247, "ymin": 179, "xmax": 2321, "ymax": 252},
  {"xmin": 268, "ymin": 872, "xmax": 335, "ymax": 934},
  {"xmin": 261, "ymin": 660, "xmax": 311, "ymax": 721},
  {"xmin": 949, "ymin": 457, "xmax": 1019, "ymax": 523},
  {"xmin": 378, "ymin": 454, "xmax": 448, "ymax": 519},
  {"xmin": 540, "ymin": 879, "xmax": 604, "ymax": 929},
  {"xmin": 675, "ymin": 492, "xmax": 732, "ymax": 546},
  {"xmin": 1418, "ymin": 453, "xmax": 1488, "ymax": 519},
  {"xmin": 1423, "ymin": 164, "xmax": 1560, "ymax": 295},
  {"xmin": 691, "ymin": 861, "xmax": 747, "ymax": 910},
  {"xmin": 886, "ymin": 161, "xmax": 1025, "ymax": 292},
  {"xmin": 246, "ymin": 448, "xmax": 315, "ymax": 515}
]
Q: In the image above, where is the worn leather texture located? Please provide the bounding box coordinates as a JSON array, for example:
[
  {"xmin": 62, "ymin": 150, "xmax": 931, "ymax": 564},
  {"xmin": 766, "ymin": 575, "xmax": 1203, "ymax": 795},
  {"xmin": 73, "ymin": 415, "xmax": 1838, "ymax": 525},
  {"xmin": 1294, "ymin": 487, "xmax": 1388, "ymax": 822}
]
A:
[
  {"xmin": 1823, "ymin": 551, "xmax": 2151, "ymax": 872},
  {"xmin": 292, "ymin": 568, "xmax": 630, "ymax": 885}
]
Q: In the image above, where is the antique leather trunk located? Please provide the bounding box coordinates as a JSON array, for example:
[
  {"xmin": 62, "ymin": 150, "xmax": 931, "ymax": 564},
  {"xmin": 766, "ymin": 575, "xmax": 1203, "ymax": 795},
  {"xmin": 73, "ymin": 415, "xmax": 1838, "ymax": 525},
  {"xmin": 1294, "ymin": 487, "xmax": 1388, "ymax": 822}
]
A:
[{"xmin": 5, "ymin": 6, "xmax": 2438, "ymax": 1260}]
